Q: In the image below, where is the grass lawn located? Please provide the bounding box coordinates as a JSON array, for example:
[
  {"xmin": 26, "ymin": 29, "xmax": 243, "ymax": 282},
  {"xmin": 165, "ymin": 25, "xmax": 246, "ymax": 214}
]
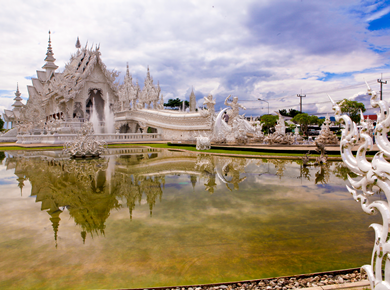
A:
[{"xmin": 0, "ymin": 142, "xmax": 341, "ymax": 158}]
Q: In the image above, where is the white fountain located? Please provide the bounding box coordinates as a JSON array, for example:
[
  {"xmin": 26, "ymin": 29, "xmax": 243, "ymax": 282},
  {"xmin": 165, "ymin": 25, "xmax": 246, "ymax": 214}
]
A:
[
  {"xmin": 104, "ymin": 93, "xmax": 115, "ymax": 134},
  {"xmin": 90, "ymin": 99, "xmax": 101, "ymax": 134}
]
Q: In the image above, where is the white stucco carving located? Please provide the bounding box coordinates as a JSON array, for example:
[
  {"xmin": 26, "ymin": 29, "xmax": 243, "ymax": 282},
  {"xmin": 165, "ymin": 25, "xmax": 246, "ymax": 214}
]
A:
[
  {"xmin": 331, "ymin": 82, "xmax": 390, "ymax": 290},
  {"xmin": 263, "ymin": 112, "xmax": 294, "ymax": 145},
  {"xmin": 316, "ymin": 115, "xmax": 339, "ymax": 144}
]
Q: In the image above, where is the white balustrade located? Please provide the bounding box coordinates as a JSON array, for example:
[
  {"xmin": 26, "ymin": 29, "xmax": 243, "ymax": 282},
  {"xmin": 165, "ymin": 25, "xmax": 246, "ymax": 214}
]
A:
[{"xmin": 16, "ymin": 133, "xmax": 162, "ymax": 144}]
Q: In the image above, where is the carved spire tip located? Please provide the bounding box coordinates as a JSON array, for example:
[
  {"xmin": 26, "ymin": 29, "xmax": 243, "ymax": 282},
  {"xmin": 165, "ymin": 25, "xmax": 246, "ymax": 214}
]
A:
[{"xmin": 75, "ymin": 36, "xmax": 81, "ymax": 49}]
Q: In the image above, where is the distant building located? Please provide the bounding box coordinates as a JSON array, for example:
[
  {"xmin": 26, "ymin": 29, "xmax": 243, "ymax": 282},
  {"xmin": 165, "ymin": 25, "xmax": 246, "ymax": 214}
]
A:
[{"xmin": 364, "ymin": 115, "xmax": 377, "ymax": 121}]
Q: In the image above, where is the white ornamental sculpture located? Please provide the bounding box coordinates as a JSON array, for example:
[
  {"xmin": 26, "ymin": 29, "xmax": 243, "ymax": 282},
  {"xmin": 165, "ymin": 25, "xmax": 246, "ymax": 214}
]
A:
[
  {"xmin": 138, "ymin": 67, "xmax": 161, "ymax": 109},
  {"xmin": 63, "ymin": 122, "xmax": 107, "ymax": 158},
  {"xmin": 118, "ymin": 63, "xmax": 140, "ymax": 111},
  {"xmin": 212, "ymin": 96, "xmax": 258, "ymax": 145},
  {"xmin": 330, "ymin": 82, "xmax": 390, "ymax": 290},
  {"xmin": 316, "ymin": 115, "xmax": 338, "ymax": 144},
  {"xmin": 264, "ymin": 112, "xmax": 294, "ymax": 145},
  {"xmin": 253, "ymin": 121, "xmax": 265, "ymax": 142},
  {"xmin": 274, "ymin": 111, "xmax": 286, "ymax": 135},
  {"xmin": 195, "ymin": 132, "xmax": 211, "ymax": 150}
]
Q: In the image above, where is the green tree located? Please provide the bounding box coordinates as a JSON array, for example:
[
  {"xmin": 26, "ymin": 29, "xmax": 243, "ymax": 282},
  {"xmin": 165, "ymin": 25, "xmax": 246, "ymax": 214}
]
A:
[
  {"xmin": 288, "ymin": 109, "xmax": 301, "ymax": 118},
  {"xmin": 260, "ymin": 114, "xmax": 278, "ymax": 134},
  {"xmin": 337, "ymin": 99, "xmax": 366, "ymax": 123},
  {"xmin": 0, "ymin": 118, "xmax": 4, "ymax": 131},
  {"xmin": 279, "ymin": 109, "xmax": 301, "ymax": 118},
  {"xmin": 279, "ymin": 109, "xmax": 289, "ymax": 117},
  {"xmin": 292, "ymin": 113, "xmax": 321, "ymax": 136},
  {"xmin": 164, "ymin": 98, "xmax": 189, "ymax": 109}
]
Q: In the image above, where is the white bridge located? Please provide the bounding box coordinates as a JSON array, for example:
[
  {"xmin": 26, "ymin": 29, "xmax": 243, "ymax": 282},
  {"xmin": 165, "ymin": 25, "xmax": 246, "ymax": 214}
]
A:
[{"xmin": 115, "ymin": 108, "xmax": 212, "ymax": 140}]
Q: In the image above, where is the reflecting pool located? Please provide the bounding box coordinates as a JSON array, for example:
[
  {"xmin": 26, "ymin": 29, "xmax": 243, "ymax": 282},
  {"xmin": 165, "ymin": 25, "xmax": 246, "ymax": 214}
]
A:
[{"xmin": 0, "ymin": 148, "xmax": 381, "ymax": 290}]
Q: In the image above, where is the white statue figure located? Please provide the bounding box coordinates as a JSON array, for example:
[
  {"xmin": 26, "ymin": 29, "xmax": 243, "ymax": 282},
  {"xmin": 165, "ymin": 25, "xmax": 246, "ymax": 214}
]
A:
[
  {"xmin": 232, "ymin": 118, "xmax": 248, "ymax": 145},
  {"xmin": 253, "ymin": 121, "xmax": 265, "ymax": 142},
  {"xmin": 293, "ymin": 125, "xmax": 303, "ymax": 144},
  {"xmin": 263, "ymin": 112, "xmax": 295, "ymax": 145},
  {"xmin": 203, "ymin": 94, "xmax": 216, "ymax": 116},
  {"xmin": 330, "ymin": 81, "xmax": 390, "ymax": 290},
  {"xmin": 274, "ymin": 111, "xmax": 286, "ymax": 135},
  {"xmin": 224, "ymin": 95, "xmax": 246, "ymax": 125}
]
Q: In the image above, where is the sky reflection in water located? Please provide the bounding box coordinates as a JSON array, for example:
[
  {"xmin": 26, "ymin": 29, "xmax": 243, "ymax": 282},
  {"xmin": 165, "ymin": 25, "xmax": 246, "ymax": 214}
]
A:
[{"xmin": 0, "ymin": 148, "xmax": 382, "ymax": 290}]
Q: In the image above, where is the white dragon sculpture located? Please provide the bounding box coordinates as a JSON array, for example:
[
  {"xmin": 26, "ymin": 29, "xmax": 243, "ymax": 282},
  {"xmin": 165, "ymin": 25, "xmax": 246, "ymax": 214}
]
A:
[{"xmin": 330, "ymin": 81, "xmax": 390, "ymax": 290}]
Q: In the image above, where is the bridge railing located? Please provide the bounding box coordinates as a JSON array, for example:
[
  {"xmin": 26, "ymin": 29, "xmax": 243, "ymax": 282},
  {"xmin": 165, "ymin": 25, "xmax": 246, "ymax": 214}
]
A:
[{"xmin": 16, "ymin": 133, "xmax": 162, "ymax": 145}]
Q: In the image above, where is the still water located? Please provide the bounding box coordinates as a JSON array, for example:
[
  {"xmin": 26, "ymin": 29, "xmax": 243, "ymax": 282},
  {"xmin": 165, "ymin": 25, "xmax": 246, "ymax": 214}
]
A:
[{"xmin": 0, "ymin": 148, "xmax": 381, "ymax": 290}]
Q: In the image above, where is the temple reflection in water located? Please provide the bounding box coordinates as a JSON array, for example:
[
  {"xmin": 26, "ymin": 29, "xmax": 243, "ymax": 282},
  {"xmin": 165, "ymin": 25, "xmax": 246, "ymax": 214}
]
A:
[{"xmin": 3, "ymin": 148, "xmax": 355, "ymax": 246}]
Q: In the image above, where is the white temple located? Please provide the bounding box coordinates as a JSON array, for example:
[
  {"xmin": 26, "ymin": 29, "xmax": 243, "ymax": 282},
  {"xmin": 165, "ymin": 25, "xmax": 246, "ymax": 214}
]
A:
[{"xmin": 2, "ymin": 33, "xmax": 257, "ymax": 145}]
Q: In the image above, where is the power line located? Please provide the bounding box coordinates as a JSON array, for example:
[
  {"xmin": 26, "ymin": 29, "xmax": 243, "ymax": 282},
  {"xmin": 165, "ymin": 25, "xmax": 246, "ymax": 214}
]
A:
[{"xmin": 240, "ymin": 76, "xmax": 388, "ymax": 104}]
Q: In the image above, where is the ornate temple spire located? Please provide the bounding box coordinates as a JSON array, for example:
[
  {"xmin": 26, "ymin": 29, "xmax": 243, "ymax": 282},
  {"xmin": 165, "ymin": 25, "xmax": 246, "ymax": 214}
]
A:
[
  {"xmin": 42, "ymin": 31, "xmax": 59, "ymax": 78},
  {"xmin": 75, "ymin": 36, "xmax": 81, "ymax": 49},
  {"xmin": 189, "ymin": 86, "xmax": 196, "ymax": 112},
  {"xmin": 12, "ymin": 83, "xmax": 24, "ymax": 109},
  {"xmin": 190, "ymin": 175, "xmax": 197, "ymax": 190},
  {"xmin": 81, "ymin": 231, "xmax": 87, "ymax": 244},
  {"xmin": 48, "ymin": 208, "xmax": 62, "ymax": 248},
  {"xmin": 75, "ymin": 36, "xmax": 81, "ymax": 55},
  {"xmin": 14, "ymin": 83, "xmax": 22, "ymax": 100},
  {"xmin": 126, "ymin": 62, "xmax": 132, "ymax": 81}
]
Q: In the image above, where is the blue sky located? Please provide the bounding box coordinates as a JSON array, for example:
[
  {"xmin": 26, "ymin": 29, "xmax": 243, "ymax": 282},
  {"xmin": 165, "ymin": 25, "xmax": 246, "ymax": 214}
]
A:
[{"xmin": 0, "ymin": 0, "xmax": 389, "ymax": 118}]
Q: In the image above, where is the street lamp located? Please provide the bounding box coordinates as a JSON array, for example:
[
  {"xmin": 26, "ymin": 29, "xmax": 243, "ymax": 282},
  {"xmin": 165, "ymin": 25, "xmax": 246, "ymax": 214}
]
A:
[
  {"xmin": 258, "ymin": 98, "xmax": 269, "ymax": 114},
  {"xmin": 258, "ymin": 98, "xmax": 270, "ymax": 135}
]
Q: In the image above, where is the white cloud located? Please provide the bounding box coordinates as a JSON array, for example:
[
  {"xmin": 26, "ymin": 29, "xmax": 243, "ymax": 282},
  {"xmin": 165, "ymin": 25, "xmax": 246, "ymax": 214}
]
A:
[
  {"xmin": 0, "ymin": 0, "xmax": 389, "ymax": 117},
  {"xmin": 366, "ymin": 6, "xmax": 390, "ymax": 22}
]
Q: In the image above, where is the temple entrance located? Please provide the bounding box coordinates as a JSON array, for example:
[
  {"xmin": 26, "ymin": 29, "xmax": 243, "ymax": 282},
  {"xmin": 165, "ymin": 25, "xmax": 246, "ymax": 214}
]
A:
[
  {"xmin": 119, "ymin": 124, "xmax": 131, "ymax": 133},
  {"xmin": 86, "ymin": 88, "xmax": 104, "ymax": 121}
]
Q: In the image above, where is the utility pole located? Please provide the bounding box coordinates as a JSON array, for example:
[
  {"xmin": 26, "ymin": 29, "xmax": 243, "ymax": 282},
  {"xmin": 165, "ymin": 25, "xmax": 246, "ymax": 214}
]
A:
[
  {"xmin": 297, "ymin": 92, "xmax": 306, "ymax": 113},
  {"xmin": 378, "ymin": 74, "xmax": 387, "ymax": 100}
]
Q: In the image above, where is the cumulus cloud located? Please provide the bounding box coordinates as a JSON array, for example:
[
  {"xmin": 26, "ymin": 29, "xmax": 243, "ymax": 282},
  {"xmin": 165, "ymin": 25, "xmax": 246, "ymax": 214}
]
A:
[{"xmin": 0, "ymin": 0, "xmax": 389, "ymax": 119}]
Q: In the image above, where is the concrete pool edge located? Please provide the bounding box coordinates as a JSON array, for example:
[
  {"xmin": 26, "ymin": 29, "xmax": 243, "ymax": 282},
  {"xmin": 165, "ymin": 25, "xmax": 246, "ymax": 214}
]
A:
[{"xmin": 112, "ymin": 268, "xmax": 369, "ymax": 290}]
